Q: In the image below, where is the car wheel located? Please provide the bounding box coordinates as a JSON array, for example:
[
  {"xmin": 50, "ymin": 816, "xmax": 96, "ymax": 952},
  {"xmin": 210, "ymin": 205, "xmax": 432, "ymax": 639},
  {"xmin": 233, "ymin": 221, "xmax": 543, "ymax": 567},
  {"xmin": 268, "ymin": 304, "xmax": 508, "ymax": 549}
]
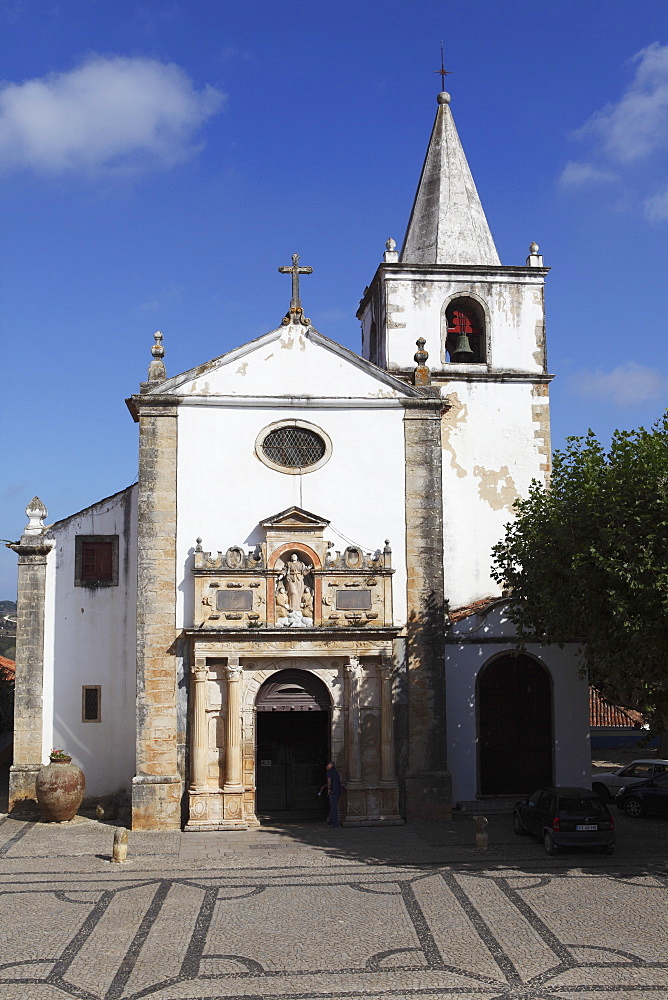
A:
[
  {"xmin": 600, "ymin": 844, "xmax": 614, "ymax": 855},
  {"xmin": 624, "ymin": 797, "xmax": 643, "ymax": 818},
  {"xmin": 592, "ymin": 783, "xmax": 610, "ymax": 802},
  {"xmin": 512, "ymin": 812, "xmax": 527, "ymax": 836},
  {"xmin": 544, "ymin": 831, "xmax": 558, "ymax": 856}
]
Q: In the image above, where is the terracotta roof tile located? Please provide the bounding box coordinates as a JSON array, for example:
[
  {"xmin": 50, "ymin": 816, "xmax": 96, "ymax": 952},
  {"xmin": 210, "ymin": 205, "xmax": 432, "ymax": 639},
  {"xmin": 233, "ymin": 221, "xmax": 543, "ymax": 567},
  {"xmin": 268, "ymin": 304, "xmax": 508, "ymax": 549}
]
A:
[
  {"xmin": 589, "ymin": 687, "xmax": 644, "ymax": 728},
  {"xmin": 0, "ymin": 655, "xmax": 15, "ymax": 680},
  {"xmin": 448, "ymin": 597, "xmax": 501, "ymax": 623}
]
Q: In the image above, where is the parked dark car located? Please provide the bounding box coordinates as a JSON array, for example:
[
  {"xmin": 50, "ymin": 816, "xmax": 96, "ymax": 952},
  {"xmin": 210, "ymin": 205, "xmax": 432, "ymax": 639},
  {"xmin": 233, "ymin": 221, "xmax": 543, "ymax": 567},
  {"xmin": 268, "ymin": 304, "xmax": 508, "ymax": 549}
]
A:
[
  {"xmin": 513, "ymin": 786, "xmax": 615, "ymax": 855},
  {"xmin": 615, "ymin": 770, "xmax": 668, "ymax": 817}
]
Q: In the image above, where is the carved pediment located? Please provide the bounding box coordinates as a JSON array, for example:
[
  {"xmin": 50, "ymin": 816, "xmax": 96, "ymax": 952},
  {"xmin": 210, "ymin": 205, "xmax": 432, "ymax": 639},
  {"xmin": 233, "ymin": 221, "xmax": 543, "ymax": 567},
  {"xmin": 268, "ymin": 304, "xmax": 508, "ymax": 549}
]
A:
[{"xmin": 260, "ymin": 506, "xmax": 330, "ymax": 532}]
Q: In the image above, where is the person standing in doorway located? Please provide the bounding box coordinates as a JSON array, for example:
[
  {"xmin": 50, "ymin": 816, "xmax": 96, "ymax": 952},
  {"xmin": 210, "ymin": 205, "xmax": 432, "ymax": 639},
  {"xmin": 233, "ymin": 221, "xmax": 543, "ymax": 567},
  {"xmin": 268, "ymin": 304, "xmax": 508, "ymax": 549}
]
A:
[{"xmin": 323, "ymin": 762, "xmax": 342, "ymax": 829}]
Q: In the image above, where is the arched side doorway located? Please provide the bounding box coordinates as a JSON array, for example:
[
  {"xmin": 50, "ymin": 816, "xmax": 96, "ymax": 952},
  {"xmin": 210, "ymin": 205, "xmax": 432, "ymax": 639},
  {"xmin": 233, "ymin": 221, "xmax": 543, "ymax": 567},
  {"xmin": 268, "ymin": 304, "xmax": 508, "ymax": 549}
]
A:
[
  {"xmin": 477, "ymin": 653, "xmax": 553, "ymax": 795},
  {"xmin": 255, "ymin": 669, "xmax": 330, "ymax": 816}
]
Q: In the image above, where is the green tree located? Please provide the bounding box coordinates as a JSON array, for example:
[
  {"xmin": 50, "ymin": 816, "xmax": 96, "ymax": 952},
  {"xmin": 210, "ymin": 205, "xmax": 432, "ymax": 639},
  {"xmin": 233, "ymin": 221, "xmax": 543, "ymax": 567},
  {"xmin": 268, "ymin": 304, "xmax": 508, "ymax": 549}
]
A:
[{"xmin": 492, "ymin": 413, "xmax": 668, "ymax": 753}]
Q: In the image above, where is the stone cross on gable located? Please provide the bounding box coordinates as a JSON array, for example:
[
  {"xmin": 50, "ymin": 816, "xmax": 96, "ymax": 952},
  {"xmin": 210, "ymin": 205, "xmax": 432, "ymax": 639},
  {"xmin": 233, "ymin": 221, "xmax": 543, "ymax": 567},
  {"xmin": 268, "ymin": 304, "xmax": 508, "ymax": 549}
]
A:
[{"xmin": 279, "ymin": 253, "xmax": 313, "ymax": 310}]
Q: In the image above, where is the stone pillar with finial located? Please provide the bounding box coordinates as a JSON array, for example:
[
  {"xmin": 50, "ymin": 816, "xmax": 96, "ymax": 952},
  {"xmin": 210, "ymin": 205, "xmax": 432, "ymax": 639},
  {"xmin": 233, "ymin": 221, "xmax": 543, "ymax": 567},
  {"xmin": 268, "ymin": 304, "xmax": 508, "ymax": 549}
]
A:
[
  {"xmin": 384, "ymin": 238, "xmax": 399, "ymax": 263},
  {"xmin": 132, "ymin": 331, "xmax": 180, "ymax": 830},
  {"xmin": 8, "ymin": 498, "xmax": 55, "ymax": 813},
  {"xmin": 413, "ymin": 339, "xmax": 431, "ymax": 387},
  {"xmin": 526, "ymin": 242, "xmax": 544, "ymax": 267},
  {"xmin": 141, "ymin": 331, "xmax": 167, "ymax": 393}
]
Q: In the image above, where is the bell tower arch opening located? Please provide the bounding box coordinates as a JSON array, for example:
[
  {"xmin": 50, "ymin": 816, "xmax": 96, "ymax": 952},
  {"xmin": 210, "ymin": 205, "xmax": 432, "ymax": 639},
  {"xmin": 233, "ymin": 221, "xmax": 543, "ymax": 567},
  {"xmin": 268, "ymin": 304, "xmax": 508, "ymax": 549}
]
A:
[
  {"xmin": 445, "ymin": 296, "xmax": 486, "ymax": 363},
  {"xmin": 255, "ymin": 669, "xmax": 331, "ymax": 819}
]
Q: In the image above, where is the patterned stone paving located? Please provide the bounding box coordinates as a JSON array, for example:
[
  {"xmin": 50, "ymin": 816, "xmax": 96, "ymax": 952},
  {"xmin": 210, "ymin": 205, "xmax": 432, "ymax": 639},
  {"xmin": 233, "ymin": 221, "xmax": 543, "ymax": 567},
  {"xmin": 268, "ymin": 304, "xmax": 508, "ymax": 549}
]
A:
[{"xmin": 0, "ymin": 814, "xmax": 667, "ymax": 1000}]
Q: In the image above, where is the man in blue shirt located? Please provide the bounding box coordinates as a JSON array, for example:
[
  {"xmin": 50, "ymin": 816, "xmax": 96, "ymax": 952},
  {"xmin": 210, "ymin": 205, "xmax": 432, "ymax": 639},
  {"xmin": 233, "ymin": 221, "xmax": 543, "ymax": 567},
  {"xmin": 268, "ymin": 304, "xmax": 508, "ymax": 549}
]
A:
[{"xmin": 324, "ymin": 762, "xmax": 342, "ymax": 829}]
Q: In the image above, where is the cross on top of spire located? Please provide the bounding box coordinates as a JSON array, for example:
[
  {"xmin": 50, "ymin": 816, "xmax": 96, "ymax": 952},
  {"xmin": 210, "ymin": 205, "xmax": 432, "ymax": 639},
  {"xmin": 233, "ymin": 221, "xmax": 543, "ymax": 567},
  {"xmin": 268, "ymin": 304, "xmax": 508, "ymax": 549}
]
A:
[
  {"xmin": 278, "ymin": 253, "xmax": 313, "ymax": 327},
  {"xmin": 434, "ymin": 40, "xmax": 452, "ymax": 92}
]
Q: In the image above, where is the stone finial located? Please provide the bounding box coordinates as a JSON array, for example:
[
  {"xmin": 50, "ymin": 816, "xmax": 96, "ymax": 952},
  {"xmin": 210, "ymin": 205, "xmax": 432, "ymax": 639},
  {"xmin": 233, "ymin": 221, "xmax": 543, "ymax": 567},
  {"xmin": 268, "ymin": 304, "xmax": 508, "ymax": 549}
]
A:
[
  {"xmin": 24, "ymin": 497, "xmax": 47, "ymax": 535},
  {"xmin": 147, "ymin": 331, "xmax": 167, "ymax": 383},
  {"xmin": 413, "ymin": 338, "xmax": 431, "ymax": 387},
  {"xmin": 526, "ymin": 242, "xmax": 544, "ymax": 267},
  {"xmin": 195, "ymin": 537, "xmax": 203, "ymax": 552},
  {"xmin": 384, "ymin": 237, "xmax": 399, "ymax": 263}
]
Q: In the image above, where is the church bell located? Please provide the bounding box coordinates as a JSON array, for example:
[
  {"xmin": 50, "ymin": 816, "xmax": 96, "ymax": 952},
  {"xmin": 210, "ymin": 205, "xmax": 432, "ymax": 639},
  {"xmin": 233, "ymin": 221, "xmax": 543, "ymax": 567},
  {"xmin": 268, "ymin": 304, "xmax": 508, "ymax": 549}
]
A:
[{"xmin": 452, "ymin": 332, "xmax": 474, "ymax": 362}]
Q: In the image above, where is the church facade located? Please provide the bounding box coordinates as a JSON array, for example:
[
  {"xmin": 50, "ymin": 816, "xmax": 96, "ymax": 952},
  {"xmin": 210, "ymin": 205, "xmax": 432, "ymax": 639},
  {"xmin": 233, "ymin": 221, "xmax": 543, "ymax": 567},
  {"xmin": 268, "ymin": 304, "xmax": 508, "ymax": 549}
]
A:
[{"xmin": 9, "ymin": 90, "xmax": 590, "ymax": 830}]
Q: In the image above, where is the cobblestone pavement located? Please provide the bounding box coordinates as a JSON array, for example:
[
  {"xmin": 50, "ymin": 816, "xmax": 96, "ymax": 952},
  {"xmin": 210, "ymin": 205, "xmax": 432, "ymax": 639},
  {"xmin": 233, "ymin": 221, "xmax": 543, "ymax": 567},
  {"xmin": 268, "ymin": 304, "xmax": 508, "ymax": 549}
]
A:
[{"xmin": 1, "ymin": 811, "xmax": 667, "ymax": 1000}]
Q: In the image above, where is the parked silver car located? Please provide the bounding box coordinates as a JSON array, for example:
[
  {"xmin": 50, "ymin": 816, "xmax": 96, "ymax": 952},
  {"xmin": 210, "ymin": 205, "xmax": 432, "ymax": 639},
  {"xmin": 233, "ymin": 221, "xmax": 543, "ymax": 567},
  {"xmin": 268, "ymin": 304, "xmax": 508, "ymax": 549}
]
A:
[{"xmin": 591, "ymin": 759, "xmax": 668, "ymax": 801}]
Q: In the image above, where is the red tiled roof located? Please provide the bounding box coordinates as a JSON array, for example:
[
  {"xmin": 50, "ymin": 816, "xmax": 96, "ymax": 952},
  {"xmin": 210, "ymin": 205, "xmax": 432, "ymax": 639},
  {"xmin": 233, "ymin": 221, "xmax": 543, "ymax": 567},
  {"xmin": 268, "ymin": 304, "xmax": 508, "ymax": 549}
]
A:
[
  {"xmin": 448, "ymin": 597, "xmax": 501, "ymax": 623},
  {"xmin": 589, "ymin": 687, "xmax": 644, "ymax": 728},
  {"xmin": 0, "ymin": 655, "xmax": 15, "ymax": 680}
]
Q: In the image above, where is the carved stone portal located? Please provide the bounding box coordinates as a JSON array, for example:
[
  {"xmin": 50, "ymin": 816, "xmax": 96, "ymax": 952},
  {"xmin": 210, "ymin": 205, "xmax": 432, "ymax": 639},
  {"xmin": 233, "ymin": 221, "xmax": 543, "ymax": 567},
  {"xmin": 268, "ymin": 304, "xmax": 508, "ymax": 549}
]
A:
[{"xmin": 185, "ymin": 647, "xmax": 403, "ymax": 832}]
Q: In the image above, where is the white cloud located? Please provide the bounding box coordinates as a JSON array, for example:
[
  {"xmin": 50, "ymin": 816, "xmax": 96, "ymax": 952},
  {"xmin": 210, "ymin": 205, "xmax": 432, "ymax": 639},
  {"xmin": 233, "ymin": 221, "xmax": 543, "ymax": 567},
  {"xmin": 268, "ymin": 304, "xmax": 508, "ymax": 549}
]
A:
[
  {"xmin": 559, "ymin": 160, "xmax": 617, "ymax": 187},
  {"xmin": 139, "ymin": 284, "xmax": 184, "ymax": 312},
  {"xmin": 569, "ymin": 363, "xmax": 667, "ymax": 408},
  {"xmin": 0, "ymin": 55, "xmax": 225, "ymax": 174},
  {"xmin": 562, "ymin": 43, "xmax": 668, "ymax": 217},
  {"xmin": 644, "ymin": 189, "xmax": 668, "ymax": 222},
  {"xmin": 579, "ymin": 42, "xmax": 668, "ymax": 163}
]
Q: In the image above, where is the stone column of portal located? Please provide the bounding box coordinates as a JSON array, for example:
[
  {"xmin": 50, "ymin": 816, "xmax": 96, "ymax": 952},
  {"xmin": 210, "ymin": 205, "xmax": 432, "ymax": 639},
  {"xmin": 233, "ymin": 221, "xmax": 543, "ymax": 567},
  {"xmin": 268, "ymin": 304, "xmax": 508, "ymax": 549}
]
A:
[
  {"xmin": 378, "ymin": 656, "xmax": 396, "ymax": 783},
  {"xmin": 190, "ymin": 658, "xmax": 209, "ymax": 792},
  {"xmin": 345, "ymin": 658, "xmax": 363, "ymax": 785},
  {"xmin": 403, "ymin": 398, "xmax": 451, "ymax": 822},
  {"xmin": 8, "ymin": 499, "xmax": 54, "ymax": 813},
  {"xmin": 225, "ymin": 658, "xmax": 243, "ymax": 789}
]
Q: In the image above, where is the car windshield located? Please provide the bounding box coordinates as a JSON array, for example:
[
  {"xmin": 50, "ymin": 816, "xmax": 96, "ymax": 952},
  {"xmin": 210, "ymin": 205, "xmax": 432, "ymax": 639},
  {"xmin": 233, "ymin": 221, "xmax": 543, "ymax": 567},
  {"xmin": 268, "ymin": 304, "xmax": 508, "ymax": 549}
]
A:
[{"xmin": 559, "ymin": 797, "xmax": 607, "ymax": 816}]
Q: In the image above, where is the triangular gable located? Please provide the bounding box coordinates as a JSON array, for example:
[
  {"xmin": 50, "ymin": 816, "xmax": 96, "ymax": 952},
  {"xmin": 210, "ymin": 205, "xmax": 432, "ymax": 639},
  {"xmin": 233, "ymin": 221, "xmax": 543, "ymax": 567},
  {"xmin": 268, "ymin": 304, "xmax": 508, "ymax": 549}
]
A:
[
  {"xmin": 260, "ymin": 506, "xmax": 330, "ymax": 531},
  {"xmin": 148, "ymin": 323, "xmax": 421, "ymax": 399}
]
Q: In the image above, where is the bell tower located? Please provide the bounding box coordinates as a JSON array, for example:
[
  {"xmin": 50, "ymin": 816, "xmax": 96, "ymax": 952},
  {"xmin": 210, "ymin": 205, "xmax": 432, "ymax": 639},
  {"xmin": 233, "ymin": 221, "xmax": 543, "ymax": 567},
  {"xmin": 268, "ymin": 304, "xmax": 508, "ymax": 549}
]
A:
[{"xmin": 358, "ymin": 88, "xmax": 553, "ymax": 609}]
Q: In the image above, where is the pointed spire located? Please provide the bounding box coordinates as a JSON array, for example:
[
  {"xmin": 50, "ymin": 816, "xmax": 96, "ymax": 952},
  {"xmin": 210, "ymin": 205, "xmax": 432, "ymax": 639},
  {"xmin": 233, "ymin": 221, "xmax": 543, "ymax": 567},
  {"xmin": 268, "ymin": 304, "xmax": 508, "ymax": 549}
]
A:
[{"xmin": 401, "ymin": 92, "xmax": 500, "ymax": 267}]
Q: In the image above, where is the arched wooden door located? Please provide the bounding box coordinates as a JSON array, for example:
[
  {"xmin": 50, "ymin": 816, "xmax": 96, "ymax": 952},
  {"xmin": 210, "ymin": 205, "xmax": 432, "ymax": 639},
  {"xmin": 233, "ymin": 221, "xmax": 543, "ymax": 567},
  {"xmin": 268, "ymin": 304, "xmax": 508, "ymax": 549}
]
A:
[
  {"xmin": 255, "ymin": 670, "xmax": 330, "ymax": 815},
  {"xmin": 478, "ymin": 654, "xmax": 553, "ymax": 795}
]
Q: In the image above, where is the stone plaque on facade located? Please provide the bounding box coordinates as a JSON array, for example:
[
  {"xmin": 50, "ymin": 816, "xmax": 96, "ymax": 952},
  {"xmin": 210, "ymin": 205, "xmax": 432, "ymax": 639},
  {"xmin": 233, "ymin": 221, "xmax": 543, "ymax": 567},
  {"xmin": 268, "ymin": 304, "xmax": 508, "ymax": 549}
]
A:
[
  {"xmin": 216, "ymin": 590, "xmax": 253, "ymax": 612},
  {"xmin": 336, "ymin": 589, "xmax": 372, "ymax": 610}
]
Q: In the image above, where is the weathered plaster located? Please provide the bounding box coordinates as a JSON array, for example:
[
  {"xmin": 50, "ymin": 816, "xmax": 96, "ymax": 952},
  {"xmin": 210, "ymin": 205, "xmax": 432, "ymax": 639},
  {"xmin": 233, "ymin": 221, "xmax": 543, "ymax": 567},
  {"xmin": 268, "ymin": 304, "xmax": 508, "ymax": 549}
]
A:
[
  {"xmin": 440, "ymin": 391, "xmax": 468, "ymax": 479},
  {"xmin": 472, "ymin": 465, "xmax": 518, "ymax": 511}
]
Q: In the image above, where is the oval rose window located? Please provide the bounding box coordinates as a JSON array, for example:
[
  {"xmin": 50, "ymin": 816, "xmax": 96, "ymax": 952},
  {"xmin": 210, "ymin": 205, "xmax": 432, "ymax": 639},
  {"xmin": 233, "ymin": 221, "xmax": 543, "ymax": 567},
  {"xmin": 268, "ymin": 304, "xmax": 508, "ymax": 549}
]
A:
[{"xmin": 256, "ymin": 421, "xmax": 332, "ymax": 474}]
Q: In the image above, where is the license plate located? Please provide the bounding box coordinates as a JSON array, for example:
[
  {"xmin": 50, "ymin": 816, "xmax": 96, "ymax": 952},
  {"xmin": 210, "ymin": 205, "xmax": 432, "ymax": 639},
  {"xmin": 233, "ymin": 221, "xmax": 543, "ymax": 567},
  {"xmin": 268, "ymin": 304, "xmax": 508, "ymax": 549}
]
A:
[{"xmin": 576, "ymin": 824, "xmax": 597, "ymax": 831}]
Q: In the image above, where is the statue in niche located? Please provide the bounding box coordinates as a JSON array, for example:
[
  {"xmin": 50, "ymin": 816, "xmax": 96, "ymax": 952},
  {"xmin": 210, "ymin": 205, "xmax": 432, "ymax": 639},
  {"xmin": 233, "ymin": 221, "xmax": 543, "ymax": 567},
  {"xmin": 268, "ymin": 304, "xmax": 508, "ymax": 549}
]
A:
[
  {"xmin": 276, "ymin": 585, "xmax": 290, "ymax": 621},
  {"xmin": 275, "ymin": 570, "xmax": 314, "ymax": 629},
  {"xmin": 282, "ymin": 553, "xmax": 311, "ymax": 612},
  {"xmin": 301, "ymin": 587, "xmax": 314, "ymax": 619}
]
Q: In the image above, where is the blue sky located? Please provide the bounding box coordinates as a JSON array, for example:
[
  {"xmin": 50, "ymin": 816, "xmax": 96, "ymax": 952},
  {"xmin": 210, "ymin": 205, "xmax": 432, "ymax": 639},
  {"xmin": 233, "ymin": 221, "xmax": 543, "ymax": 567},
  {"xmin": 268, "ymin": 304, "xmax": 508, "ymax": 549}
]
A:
[{"xmin": 2, "ymin": 0, "xmax": 668, "ymax": 597}]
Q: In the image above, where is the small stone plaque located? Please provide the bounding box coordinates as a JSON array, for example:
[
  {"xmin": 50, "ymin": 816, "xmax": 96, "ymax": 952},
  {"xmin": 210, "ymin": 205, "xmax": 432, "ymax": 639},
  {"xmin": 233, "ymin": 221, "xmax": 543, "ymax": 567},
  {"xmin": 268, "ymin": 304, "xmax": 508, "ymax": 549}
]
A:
[
  {"xmin": 336, "ymin": 589, "xmax": 372, "ymax": 610},
  {"xmin": 216, "ymin": 590, "xmax": 253, "ymax": 612}
]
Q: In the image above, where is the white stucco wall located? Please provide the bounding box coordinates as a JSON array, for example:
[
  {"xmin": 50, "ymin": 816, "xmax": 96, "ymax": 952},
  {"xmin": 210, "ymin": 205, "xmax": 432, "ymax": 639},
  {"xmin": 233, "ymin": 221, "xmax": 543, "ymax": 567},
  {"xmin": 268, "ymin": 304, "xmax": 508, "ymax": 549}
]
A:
[
  {"xmin": 175, "ymin": 401, "xmax": 408, "ymax": 628},
  {"xmin": 445, "ymin": 607, "xmax": 590, "ymax": 803},
  {"xmin": 43, "ymin": 487, "xmax": 137, "ymax": 795},
  {"xmin": 441, "ymin": 379, "xmax": 550, "ymax": 608}
]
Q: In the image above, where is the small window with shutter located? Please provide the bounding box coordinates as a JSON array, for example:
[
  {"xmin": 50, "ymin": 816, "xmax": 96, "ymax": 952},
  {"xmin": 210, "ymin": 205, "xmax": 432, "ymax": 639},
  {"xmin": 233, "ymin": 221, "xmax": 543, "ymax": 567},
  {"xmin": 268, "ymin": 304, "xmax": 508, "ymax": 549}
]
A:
[
  {"xmin": 75, "ymin": 536, "xmax": 119, "ymax": 587},
  {"xmin": 82, "ymin": 685, "xmax": 101, "ymax": 722}
]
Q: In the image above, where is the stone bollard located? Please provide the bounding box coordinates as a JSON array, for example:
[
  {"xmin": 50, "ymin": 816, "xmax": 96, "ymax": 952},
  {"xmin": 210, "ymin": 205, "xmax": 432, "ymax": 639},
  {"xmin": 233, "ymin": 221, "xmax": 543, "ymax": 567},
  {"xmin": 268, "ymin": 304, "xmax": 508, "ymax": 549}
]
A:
[
  {"xmin": 473, "ymin": 815, "xmax": 488, "ymax": 852},
  {"xmin": 111, "ymin": 827, "xmax": 128, "ymax": 864}
]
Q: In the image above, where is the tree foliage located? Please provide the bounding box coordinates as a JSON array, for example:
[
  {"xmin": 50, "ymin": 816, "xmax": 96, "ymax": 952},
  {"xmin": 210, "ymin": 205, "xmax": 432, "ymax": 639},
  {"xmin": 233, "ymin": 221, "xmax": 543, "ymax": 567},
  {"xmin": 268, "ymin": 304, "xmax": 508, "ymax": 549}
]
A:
[{"xmin": 492, "ymin": 413, "xmax": 668, "ymax": 738}]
